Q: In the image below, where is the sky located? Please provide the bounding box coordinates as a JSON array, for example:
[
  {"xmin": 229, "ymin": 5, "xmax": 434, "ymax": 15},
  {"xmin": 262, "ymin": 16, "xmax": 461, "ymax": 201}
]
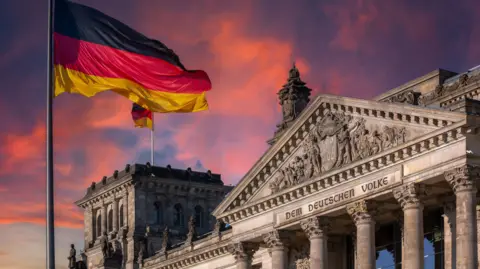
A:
[{"xmin": 0, "ymin": 0, "xmax": 479, "ymax": 268}]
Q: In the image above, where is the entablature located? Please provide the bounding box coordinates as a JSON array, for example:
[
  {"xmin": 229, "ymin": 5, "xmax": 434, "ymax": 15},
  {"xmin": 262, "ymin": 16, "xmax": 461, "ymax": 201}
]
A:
[
  {"xmin": 216, "ymin": 118, "xmax": 474, "ymax": 225},
  {"xmin": 212, "ymin": 94, "xmax": 467, "ymax": 221}
]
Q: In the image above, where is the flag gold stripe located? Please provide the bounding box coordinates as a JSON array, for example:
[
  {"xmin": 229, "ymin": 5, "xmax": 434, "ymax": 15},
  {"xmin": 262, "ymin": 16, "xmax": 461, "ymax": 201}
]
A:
[
  {"xmin": 134, "ymin": 117, "xmax": 153, "ymax": 129},
  {"xmin": 54, "ymin": 64, "xmax": 209, "ymax": 113}
]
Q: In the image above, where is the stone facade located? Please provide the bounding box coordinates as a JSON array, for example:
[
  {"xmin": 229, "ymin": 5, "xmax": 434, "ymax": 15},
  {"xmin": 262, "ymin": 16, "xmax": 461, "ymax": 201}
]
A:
[
  {"xmin": 74, "ymin": 164, "xmax": 233, "ymax": 269},
  {"xmin": 73, "ymin": 64, "xmax": 480, "ymax": 269}
]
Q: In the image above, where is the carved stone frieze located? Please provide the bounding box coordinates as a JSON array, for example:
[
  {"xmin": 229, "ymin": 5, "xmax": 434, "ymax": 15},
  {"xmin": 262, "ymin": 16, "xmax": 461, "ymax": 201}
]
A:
[
  {"xmin": 444, "ymin": 164, "xmax": 480, "ymax": 193},
  {"xmin": 269, "ymin": 110, "xmax": 408, "ymax": 193},
  {"xmin": 418, "ymin": 73, "xmax": 479, "ymax": 106},
  {"xmin": 300, "ymin": 216, "xmax": 330, "ymax": 240},
  {"xmin": 228, "ymin": 242, "xmax": 259, "ymax": 262},
  {"xmin": 346, "ymin": 200, "xmax": 376, "ymax": 225},
  {"xmin": 393, "ymin": 183, "xmax": 428, "ymax": 210},
  {"xmin": 383, "ymin": 90, "xmax": 419, "ymax": 105}
]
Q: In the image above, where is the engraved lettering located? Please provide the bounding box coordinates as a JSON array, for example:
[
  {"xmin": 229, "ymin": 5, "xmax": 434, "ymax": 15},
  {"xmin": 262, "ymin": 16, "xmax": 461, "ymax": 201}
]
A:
[
  {"xmin": 278, "ymin": 174, "xmax": 398, "ymax": 225},
  {"xmin": 286, "ymin": 208, "xmax": 302, "ymax": 220},
  {"xmin": 361, "ymin": 176, "xmax": 388, "ymax": 192}
]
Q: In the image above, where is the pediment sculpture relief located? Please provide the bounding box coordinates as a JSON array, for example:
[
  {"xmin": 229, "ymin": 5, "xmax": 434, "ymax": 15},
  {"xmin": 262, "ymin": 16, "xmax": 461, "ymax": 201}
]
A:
[{"xmin": 269, "ymin": 109, "xmax": 408, "ymax": 193}]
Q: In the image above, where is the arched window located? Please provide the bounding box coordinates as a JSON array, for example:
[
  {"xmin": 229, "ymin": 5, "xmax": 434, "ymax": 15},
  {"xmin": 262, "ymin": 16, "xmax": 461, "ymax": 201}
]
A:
[
  {"xmin": 173, "ymin": 203, "xmax": 184, "ymax": 227},
  {"xmin": 96, "ymin": 214, "xmax": 102, "ymax": 238},
  {"xmin": 195, "ymin": 205, "xmax": 204, "ymax": 228},
  {"xmin": 119, "ymin": 205, "xmax": 124, "ymax": 227},
  {"xmin": 108, "ymin": 209, "xmax": 113, "ymax": 232},
  {"xmin": 155, "ymin": 202, "xmax": 163, "ymax": 225}
]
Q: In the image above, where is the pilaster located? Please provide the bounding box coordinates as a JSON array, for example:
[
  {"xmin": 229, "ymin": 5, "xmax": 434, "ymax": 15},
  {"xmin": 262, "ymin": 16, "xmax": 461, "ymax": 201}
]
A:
[
  {"xmin": 101, "ymin": 200, "xmax": 107, "ymax": 235},
  {"xmin": 84, "ymin": 205, "xmax": 93, "ymax": 248},
  {"xmin": 443, "ymin": 201, "xmax": 456, "ymax": 269},
  {"xmin": 113, "ymin": 198, "xmax": 118, "ymax": 232}
]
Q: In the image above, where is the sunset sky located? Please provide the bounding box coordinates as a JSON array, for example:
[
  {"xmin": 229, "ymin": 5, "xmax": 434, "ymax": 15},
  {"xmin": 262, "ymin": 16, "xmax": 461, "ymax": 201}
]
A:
[{"xmin": 1, "ymin": 0, "xmax": 480, "ymax": 268}]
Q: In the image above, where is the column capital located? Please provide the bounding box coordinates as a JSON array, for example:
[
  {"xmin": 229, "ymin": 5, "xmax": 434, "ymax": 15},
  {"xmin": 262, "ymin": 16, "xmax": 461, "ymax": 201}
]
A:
[
  {"xmin": 228, "ymin": 242, "xmax": 259, "ymax": 262},
  {"xmin": 393, "ymin": 183, "xmax": 428, "ymax": 210},
  {"xmin": 300, "ymin": 216, "xmax": 330, "ymax": 240},
  {"xmin": 263, "ymin": 230, "xmax": 291, "ymax": 250},
  {"xmin": 444, "ymin": 164, "xmax": 480, "ymax": 193},
  {"xmin": 346, "ymin": 200, "xmax": 376, "ymax": 225}
]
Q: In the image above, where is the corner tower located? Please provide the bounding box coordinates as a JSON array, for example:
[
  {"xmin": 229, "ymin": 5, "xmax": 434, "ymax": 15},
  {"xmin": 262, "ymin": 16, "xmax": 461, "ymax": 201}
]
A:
[
  {"xmin": 267, "ymin": 63, "xmax": 312, "ymax": 145},
  {"xmin": 75, "ymin": 163, "xmax": 233, "ymax": 269}
]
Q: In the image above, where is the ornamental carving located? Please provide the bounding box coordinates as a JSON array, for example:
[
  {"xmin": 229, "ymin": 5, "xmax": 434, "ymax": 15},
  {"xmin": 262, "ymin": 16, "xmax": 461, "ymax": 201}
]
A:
[
  {"xmin": 185, "ymin": 216, "xmax": 197, "ymax": 245},
  {"xmin": 212, "ymin": 219, "xmax": 226, "ymax": 237},
  {"xmin": 346, "ymin": 200, "xmax": 376, "ymax": 225},
  {"xmin": 383, "ymin": 90, "xmax": 419, "ymax": 105},
  {"xmin": 393, "ymin": 183, "xmax": 428, "ymax": 209},
  {"xmin": 263, "ymin": 230, "xmax": 290, "ymax": 249},
  {"xmin": 288, "ymin": 243, "xmax": 310, "ymax": 269},
  {"xmin": 228, "ymin": 242, "xmax": 258, "ymax": 262},
  {"xmin": 269, "ymin": 110, "xmax": 408, "ymax": 193},
  {"xmin": 300, "ymin": 216, "xmax": 330, "ymax": 239},
  {"xmin": 444, "ymin": 164, "xmax": 480, "ymax": 193},
  {"xmin": 418, "ymin": 73, "xmax": 479, "ymax": 105},
  {"xmin": 160, "ymin": 226, "xmax": 171, "ymax": 253}
]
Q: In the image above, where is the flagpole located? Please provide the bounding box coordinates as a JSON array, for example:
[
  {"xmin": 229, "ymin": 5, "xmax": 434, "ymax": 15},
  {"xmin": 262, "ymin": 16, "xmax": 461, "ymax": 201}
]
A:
[
  {"xmin": 151, "ymin": 113, "xmax": 154, "ymax": 166},
  {"xmin": 46, "ymin": 0, "xmax": 56, "ymax": 268}
]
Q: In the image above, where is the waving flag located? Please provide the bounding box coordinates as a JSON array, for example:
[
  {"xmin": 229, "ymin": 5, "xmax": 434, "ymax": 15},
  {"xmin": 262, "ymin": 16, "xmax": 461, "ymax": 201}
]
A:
[
  {"xmin": 53, "ymin": 0, "xmax": 212, "ymax": 113},
  {"xmin": 132, "ymin": 103, "xmax": 153, "ymax": 129}
]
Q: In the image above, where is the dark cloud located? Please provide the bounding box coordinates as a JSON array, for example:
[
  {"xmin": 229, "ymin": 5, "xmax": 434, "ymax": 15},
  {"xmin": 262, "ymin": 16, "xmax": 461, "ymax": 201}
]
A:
[{"xmin": 1, "ymin": 0, "xmax": 480, "ymax": 267}]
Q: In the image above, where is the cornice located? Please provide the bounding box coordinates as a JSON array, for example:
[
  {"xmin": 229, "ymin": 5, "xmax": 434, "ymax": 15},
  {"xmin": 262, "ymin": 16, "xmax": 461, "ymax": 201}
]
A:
[
  {"xmin": 374, "ymin": 69, "xmax": 449, "ymax": 102},
  {"xmin": 75, "ymin": 176, "xmax": 134, "ymax": 208},
  {"xmin": 143, "ymin": 230, "xmax": 233, "ymax": 269},
  {"xmin": 216, "ymin": 119, "xmax": 474, "ymax": 224},
  {"xmin": 437, "ymin": 83, "xmax": 480, "ymax": 108},
  {"xmin": 419, "ymin": 72, "xmax": 480, "ymax": 107},
  {"xmin": 212, "ymin": 94, "xmax": 465, "ymax": 218}
]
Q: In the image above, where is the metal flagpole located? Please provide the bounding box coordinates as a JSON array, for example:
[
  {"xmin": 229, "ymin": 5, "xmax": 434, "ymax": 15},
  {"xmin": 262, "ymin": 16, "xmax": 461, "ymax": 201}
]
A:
[
  {"xmin": 46, "ymin": 0, "xmax": 56, "ymax": 268},
  {"xmin": 150, "ymin": 113, "xmax": 154, "ymax": 166}
]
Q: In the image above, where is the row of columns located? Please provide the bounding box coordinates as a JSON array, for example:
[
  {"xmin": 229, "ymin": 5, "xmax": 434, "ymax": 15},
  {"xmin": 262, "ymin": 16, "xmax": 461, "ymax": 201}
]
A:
[{"xmin": 227, "ymin": 164, "xmax": 479, "ymax": 269}]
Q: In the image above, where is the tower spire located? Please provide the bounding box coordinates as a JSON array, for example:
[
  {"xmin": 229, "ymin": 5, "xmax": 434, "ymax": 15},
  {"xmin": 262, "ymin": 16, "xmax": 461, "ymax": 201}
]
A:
[{"xmin": 267, "ymin": 63, "xmax": 312, "ymax": 145}]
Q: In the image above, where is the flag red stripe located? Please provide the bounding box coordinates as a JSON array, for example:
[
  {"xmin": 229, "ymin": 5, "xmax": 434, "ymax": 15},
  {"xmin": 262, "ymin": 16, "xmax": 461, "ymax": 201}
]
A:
[
  {"xmin": 132, "ymin": 110, "xmax": 152, "ymax": 121},
  {"xmin": 54, "ymin": 33, "xmax": 211, "ymax": 94}
]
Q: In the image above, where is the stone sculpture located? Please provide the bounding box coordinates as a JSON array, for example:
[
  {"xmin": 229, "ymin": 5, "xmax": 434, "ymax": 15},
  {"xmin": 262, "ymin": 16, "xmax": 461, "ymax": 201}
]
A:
[
  {"xmin": 68, "ymin": 244, "xmax": 76, "ymax": 269},
  {"xmin": 270, "ymin": 110, "xmax": 408, "ymax": 193}
]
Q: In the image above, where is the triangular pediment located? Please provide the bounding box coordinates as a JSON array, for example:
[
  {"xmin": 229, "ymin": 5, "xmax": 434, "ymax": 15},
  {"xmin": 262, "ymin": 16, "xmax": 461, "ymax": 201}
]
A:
[{"xmin": 212, "ymin": 94, "xmax": 466, "ymax": 220}]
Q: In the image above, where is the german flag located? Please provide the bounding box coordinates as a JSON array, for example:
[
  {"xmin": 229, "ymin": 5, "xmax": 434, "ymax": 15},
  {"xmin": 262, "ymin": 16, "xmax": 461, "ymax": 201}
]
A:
[
  {"xmin": 53, "ymin": 0, "xmax": 212, "ymax": 113},
  {"xmin": 132, "ymin": 103, "xmax": 153, "ymax": 129}
]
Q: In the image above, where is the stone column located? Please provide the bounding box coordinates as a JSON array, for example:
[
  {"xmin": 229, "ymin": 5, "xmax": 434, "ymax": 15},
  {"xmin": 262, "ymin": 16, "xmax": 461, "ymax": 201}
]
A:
[
  {"xmin": 393, "ymin": 183, "xmax": 427, "ymax": 269},
  {"xmin": 113, "ymin": 198, "xmax": 118, "ymax": 232},
  {"xmin": 228, "ymin": 242, "xmax": 258, "ymax": 269},
  {"xmin": 263, "ymin": 230, "xmax": 290, "ymax": 269},
  {"xmin": 300, "ymin": 216, "xmax": 330, "ymax": 269},
  {"xmin": 443, "ymin": 201, "xmax": 456, "ymax": 269},
  {"xmin": 347, "ymin": 200, "xmax": 376, "ymax": 269},
  {"xmin": 101, "ymin": 202, "xmax": 108, "ymax": 235},
  {"xmin": 445, "ymin": 165, "xmax": 479, "ymax": 269}
]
